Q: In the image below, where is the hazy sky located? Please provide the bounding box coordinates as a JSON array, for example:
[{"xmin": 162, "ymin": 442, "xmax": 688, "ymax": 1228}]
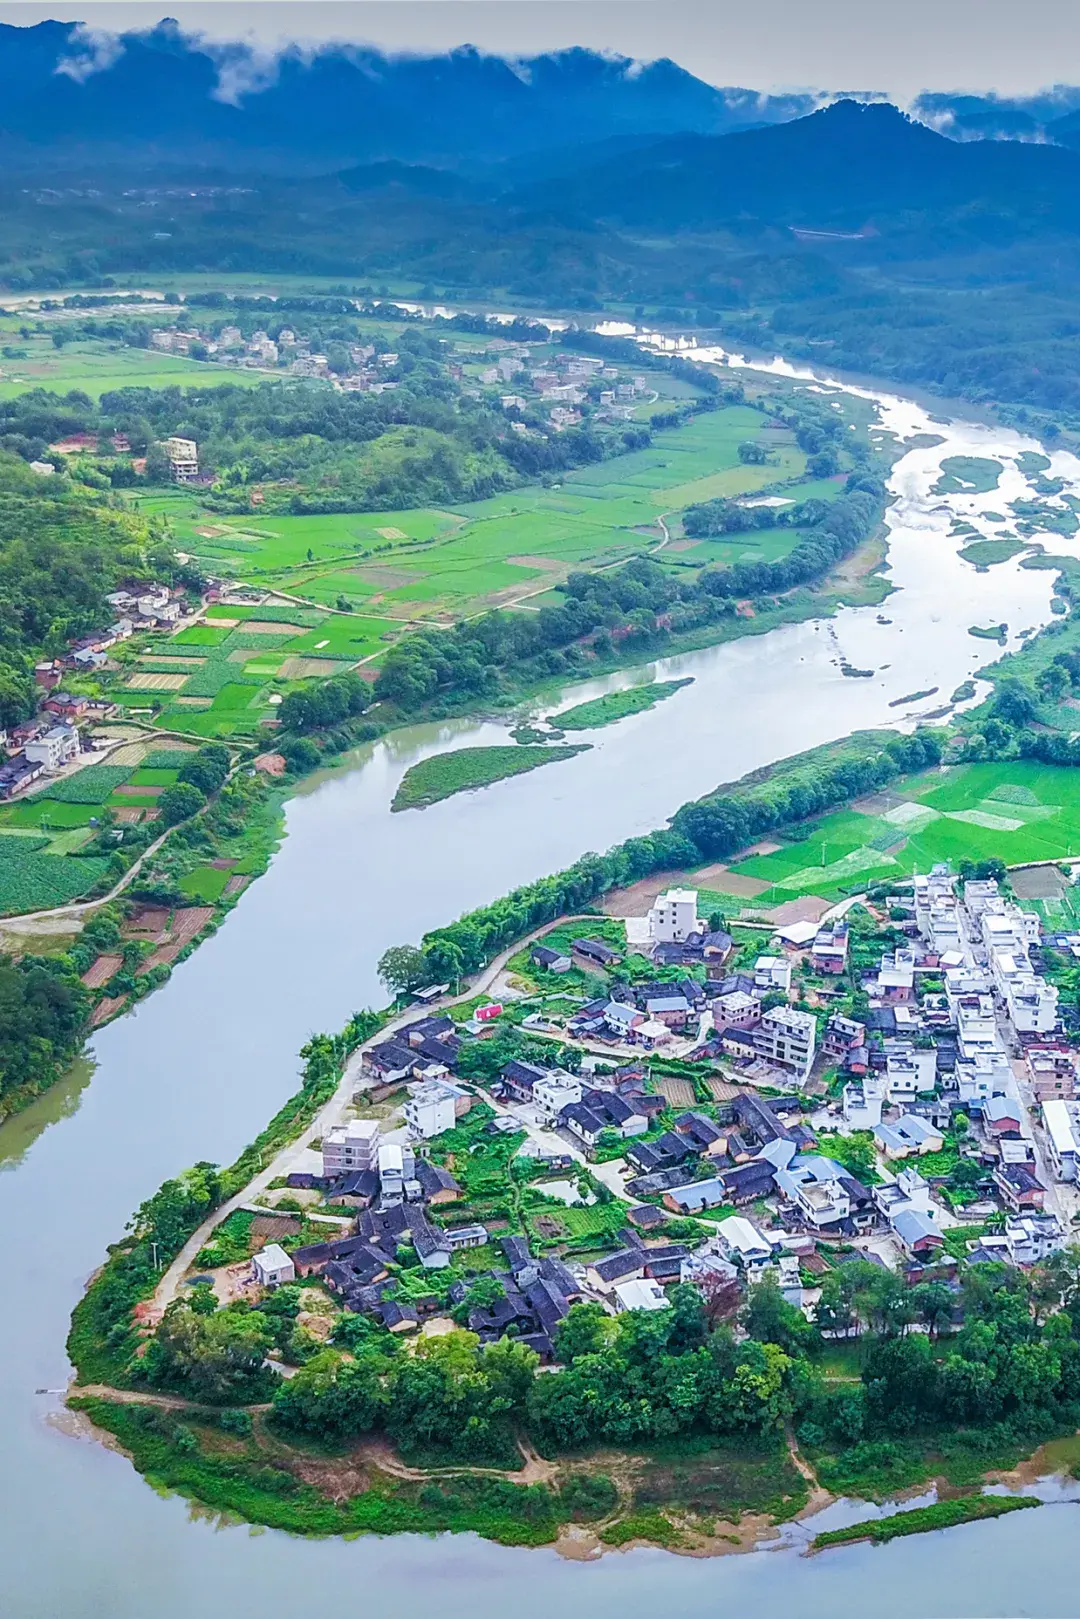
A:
[{"xmin": 0, "ymin": 0, "xmax": 1078, "ymax": 99}]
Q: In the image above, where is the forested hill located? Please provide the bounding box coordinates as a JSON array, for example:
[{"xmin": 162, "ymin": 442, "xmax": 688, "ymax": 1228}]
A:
[
  {"xmin": 0, "ymin": 21, "xmax": 812, "ymax": 172},
  {"xmin": 513, "ymin": 101, "xmax": 1080, "ymax": 231}
]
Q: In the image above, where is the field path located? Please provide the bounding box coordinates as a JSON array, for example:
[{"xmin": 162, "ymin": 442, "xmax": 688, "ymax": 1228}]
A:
[{"xmin": 146, "ymin": 914, "xmax": 602, "ymax": 1318}]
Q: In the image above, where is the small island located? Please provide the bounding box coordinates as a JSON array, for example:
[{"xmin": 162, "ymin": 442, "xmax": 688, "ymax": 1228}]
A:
[
  {"xmin": 392, "ymin": 744, "xmax": 590, "ymax": 811},
  {"xmin": 550, "ymin": 677, "xmax": 694, "ymax": 732}
]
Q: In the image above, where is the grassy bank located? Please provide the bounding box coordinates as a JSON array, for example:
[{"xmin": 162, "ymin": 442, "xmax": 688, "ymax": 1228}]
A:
[
  {"xmin": 811, "ymin": 1493, "xmax": 1039, "ymax": 1550},
  {"xmin": 551, "ymin": 677, "xmax": 694, "ymax": 731},
  {"xmin": 391, "ymin": 744, "xmax": 590, "ymax": 811}
]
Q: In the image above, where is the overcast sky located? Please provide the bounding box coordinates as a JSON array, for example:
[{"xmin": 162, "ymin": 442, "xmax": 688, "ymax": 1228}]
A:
[{"xmin": 0, "ymin": 1, "xmax": 1078, "ymax": 99}]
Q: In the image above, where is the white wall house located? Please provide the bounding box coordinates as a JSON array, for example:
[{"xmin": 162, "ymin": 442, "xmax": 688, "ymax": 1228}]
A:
[
  {"xmin": 404, "ymin": 1080, "xmax": 457, "ymax": 1140},
  {"xmin": 753, "ymin": 1005, "xmax": 816, "ymax": 1082},
  {"xmin": 321, "ymin": 1118, "xmax": 380, "ymax": 1177},
  {"xmin": 647, "ymin": 888, "xmax": 701, "ymax": 943},
  {"xmin": 252, "ymin": 1244, "xmax": 295, "ymax": 1288},
  {"xmin": 24, "ymin": 725, "xmax": 78, "ymax": 771},
  {"xmin": 1043, "ymin": 1100, "xmax": 1080, "ymax": 1182}
]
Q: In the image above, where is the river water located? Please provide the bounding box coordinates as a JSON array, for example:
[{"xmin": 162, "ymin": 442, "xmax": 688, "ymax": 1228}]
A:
[{"xmin": 6, "ymin": 354, "xmax": 1080, "ymax": 1617}]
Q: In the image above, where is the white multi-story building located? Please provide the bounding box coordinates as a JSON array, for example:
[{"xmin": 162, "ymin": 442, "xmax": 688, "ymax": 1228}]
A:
[
  {"xmin": 1042, "ymin": 1099, "xmax": 1080, "ymax": 1182},
  {"xmin": 24, "ymin": 725, "xmax": 78, "ymax": 771},
  {"xmin": 954, "ymin": 1045, "xmax": 1013, "ymax": 1106},
  {"xmin": 753, "ymin": 1005, "xmax": 816, "ymax": 1083},
  {"xmin": 647, "ymin": 888, "xmax": 701, "ymax": 944},
  {"xmin": 842, "ymin": 1076, "xmax": 884, "ymax": 1130},
  {"xmin": 533, "ymin": 1071, "xmax": 583, "ymax": 1122},
  {"xmin": 754, "ymin": 955, "xmax": 792, "ymax": 992},
  {"xmin": 774, "ymin": 1154, "xmax": 852, "ymax": 1228},
  {"xmin": 884, "ymin": 1041, "xmax": 937, "ymax": 1102},
  {"xmin": 163, "ymin": 436, "xmax": 198, "ymax": 481},
  {"xmin": 321, "ymin": 1118, "xmax": 380, "ymax": 1177},
  {"xmin": 915, "ymin": 866, "xmax": 962, "ymax": 952},
  {"xmin": 404, "ymin": 1080, "xmax": 457, "ymax": 1141}
]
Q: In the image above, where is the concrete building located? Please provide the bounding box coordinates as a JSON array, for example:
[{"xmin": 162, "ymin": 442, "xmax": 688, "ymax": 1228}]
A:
[
  {"xmin": 613, "ymin": 1278, "xmax": 670, "ymax": 1313},
  {"xmin": 252, "ymin": 1244, "xmax": 295, "ymax": 1288},
  {"xmin": 163, "ymin": 436, "xmax": 198, "ymax": 481},
  {"xmin": 753, "ymin": 1005, "xmax": 816, "ymax": 1082},
  {"xmin": 321, "ymin": 1118, "xmax": 380, "ymax": 1177},
  {"xmin": 647, "ymin": 888, "xmax": 701, "ymax": 944},
  {"xmin": 404, "ymin": 1080, "xmax": 457, "ymax": 1141},
  {"xmin": 24, "ymin": 724, "xmax": 78, "ymax": 771},
  {"xmin": 1042, "ymin": 1099, "xmax": 1080, "ymax": 1182},
  {"xmin": 753, "ymin": 956, "xmax": 792, "ymax": 993},
  {"xmin": 884, "ymin": 1042, "xmax": 937, "ymax": 1103}
]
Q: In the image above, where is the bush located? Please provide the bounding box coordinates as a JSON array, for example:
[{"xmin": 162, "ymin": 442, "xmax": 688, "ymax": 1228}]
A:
[{"xmin": 158, "ymin": 782, "xmax": 207, "ymax": 825}]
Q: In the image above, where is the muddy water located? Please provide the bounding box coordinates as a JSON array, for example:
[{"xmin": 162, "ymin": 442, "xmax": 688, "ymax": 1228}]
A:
[{"xmin": 3, "ymin": 355, "xmax": 1080, "ymax": 1617}]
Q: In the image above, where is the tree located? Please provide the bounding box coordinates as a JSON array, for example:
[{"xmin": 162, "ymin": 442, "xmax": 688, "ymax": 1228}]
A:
[
  {"xmin": 743, "ymin": 1277, "xmax": 817, "ymax": 1356},
  {"xmin": 272, "ymin": 1348, "xmax": 387, "ymax": 1439},
  {"xmin": 737, "ymin": 440, "xmax": 768, "ymax": 465},
  {"xmin": 377, "ymin": 943, "xmax": 431, "ymax": 997},
  {"xmin": 158, "ymin": 781, "xmax": 207, "ymax": 825},
  {"xmin": 554, "ymin": 1301, "xmax": 613, "ymax": 1364},
  {"xmin": 178, "ymin": 742, "xmax": 229, "ymax": 795},
  {"xmin": 147, "ymin": 1298, "xmax": 272, "ymax": 1402}
]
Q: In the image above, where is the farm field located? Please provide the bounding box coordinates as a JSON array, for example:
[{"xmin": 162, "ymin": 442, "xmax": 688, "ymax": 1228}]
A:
[
  {"xmin": 0, "ymin": 334, "xmax": 267, "ymax": 399},
  {"xmin": 724, "ymin": 761, "xmax": 1080, "ymax": 907},
  {"xmin": 115, "ymin": 604, "xmax": 405, "ymax": 738},
  {"xmin": 131, "ymin": 404, "xmax": 831, "ymax": 622}
]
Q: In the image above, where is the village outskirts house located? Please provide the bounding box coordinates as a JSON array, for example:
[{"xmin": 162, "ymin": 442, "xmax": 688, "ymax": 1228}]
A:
[{"xmin": 252, "ymin": 1244, "xmax": 295, "ymax": 1289}]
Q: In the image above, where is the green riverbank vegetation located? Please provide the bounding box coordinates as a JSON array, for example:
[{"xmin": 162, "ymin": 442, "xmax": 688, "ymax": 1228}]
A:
[
  {"xmin": 550, "ymin": 677, "xmax": 693, "ymax": 731},
  {"xmin": 811, "ymin": 1493, "xmax": 1039, "ymax": 1551},
  {"xmin": 391, "ymin": 743, "xmax": 590, "ymax": 812}
]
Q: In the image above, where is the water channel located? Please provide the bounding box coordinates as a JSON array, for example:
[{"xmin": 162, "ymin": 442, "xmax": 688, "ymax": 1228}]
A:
[{"xmin": 6, "ymin": 350, "xmax": 1080, "ymax": 1616}]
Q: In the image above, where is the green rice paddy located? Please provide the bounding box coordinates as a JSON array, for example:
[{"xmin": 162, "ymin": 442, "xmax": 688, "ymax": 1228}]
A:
[
  {"xmin": 0, "ymin": 336, "xmax": 266, "ymax": 401},
  {"xmin": 728, "ymin": 761, "xmax": 1080, "ymax": 905},
  {"xmin": 135, "ymin": 405, "xmax": 838, "ymax": 622}
]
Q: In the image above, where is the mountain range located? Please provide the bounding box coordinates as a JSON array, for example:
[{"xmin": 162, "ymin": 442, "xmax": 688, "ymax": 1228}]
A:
[
  {"xmin": 3, "ymin": 18, "xmax": 1080, "ymax": 178},
  {"xmin": 0, "ymin": 20, "xmax": 818, "ymax": 172}
]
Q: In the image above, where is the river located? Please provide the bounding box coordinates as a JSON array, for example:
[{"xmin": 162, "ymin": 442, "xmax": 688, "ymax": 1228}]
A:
[{"xmin": 5, "ymin": 351, "xmax": 1080, "ymax": 1617}]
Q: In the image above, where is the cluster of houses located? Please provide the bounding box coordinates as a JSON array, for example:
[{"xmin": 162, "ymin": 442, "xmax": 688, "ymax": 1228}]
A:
[
  {"xmin": 0, "ymin": 581, "xmax": 195, "ymax": 801},
  {"xmin": 245, "ymin": 861, "xmax": 1080, "ymax": 1353}
]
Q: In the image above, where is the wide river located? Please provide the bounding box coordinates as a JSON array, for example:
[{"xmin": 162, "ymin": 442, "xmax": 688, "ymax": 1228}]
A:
[{"xmin": 6, "ymin": 351, "xmax": 1080, "ymax": 1617}]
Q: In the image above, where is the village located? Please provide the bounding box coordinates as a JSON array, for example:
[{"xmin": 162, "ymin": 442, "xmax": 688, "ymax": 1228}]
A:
[
  {"xmin": 193, "ymin": 857, "xmax": 1080, "ymax": 1365},
  {"xmin": 143, "ymin": 318, "xmax": 653, "ymax": 432}
]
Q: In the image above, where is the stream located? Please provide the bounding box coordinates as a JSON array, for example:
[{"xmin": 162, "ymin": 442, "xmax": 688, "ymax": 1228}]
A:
[{"xmin": 5, "ymin": 345, "xmax": 1080, "ymax": 1617}]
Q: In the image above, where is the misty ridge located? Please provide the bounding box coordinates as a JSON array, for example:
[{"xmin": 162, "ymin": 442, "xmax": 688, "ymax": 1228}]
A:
[{"xmin": 7, "ymin": 17, "xmax": 1080, "ymax": 422}]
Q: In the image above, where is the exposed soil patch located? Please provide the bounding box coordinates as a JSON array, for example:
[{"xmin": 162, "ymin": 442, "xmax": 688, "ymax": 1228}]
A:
[
  {"xmin": 277, "ymin": 656, "xmax": 340, "ymax": 679},
  {"xmin": 601, "ymin": 870, "xmax": 684, "ymax": 916},
  {"xmin": 763, "ymin": 896, "xmax": 833, "ymax": 924},
  {"xmin": 89, "ymin": 995, "xmax": 127, "ymax": 1028},
  {"xmin": 1011, "ymin": 864, "xmax": 1068, "ymax": 899},
  {"xmin": 81, "ymin": 954, "xmax": 122, "ymax": 989},
  {"xmin": 700, "ymin": 871, "xmax": 771, "ymax": 899},
  {"xmin": 113, "ymin": 783, "xmax": 164, "ymax": 797},
  {"xmin": 223, "ymin": 874, "xmax": 250, "ymax": 896},
  {"xmin": 657, "ymin": 1074, "xmax": 695, "ymax": 1107},
  {"xmin": 125, "ymin": 673, "xmax": 188, "ymax": 692},
  {"xmin": 169, "ymin": 907, "xmax": 215, "ymax": 947},
  {"xmin": 242, "ymin": 621, "xmax": 306, "ymax": 635},
  {"xmin": 253, "ymin": 752, "xmax": 287, "ymax": 775},
  {"xmin": 139, "ymin": 944, "xmax": 181, "ymax": 974},
  {"xmin": 122, "ymin": 906, "xmax": 170, "ymax": 941}
]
